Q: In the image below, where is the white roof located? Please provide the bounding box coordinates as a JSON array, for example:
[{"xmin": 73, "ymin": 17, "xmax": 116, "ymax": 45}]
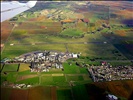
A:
[{"xmin": 108, "ymin": 94, "xmax": 118, "ymax": 100}]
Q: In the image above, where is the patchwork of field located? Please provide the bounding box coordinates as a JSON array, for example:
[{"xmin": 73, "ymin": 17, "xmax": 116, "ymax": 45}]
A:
[
  {"xmin": 1, "ymin": 63, "xmax": 92, "ymax": 86},
  {"xmin": 1, "ymin": 80, "xmax": 133, "ymax": 100},
  {"xmin": 1, "ymin": 1, "xmax": 133, "ymax": 100},
  {"xmin": 1, "ymin": 27, "xmax": 130, "ymax": 60},
  {"xmin": 1, "ymin": 63, "xmax": 92, "ymax": 100},
  {"xmin": 1, "ymin": 62, "xmax": 132, "ymax": 100}
]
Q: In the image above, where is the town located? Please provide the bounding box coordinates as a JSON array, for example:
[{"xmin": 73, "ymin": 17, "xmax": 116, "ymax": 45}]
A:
[
  {"xmin": 88, "ymin": 62, "xmax": 133, "ymax": 82},
  {"xmin": 2, "ymin": 50, "xmax": 80, "ymax": 72}
]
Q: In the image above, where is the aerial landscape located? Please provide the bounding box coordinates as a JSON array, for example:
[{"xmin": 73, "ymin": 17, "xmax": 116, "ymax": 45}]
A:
[{"xmin": 1, "ymin": 1, "xmax": 133, "ymax": 100}]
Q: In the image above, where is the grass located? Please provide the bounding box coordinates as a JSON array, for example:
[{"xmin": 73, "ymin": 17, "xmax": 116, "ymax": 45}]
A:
[
  {"xmin": 18, "ymin": 64, "xmax": 30, "ymax": 72},
  {"xmin": 78, "ymin": 76, "xmax": 84, "ymax": 81},
  {"xmin": 61, "ymin": 29, "xmax": 84, "ymax": 37},
  {"xmin": 53, "ymin": 76, "xmax": 66, "ymax": 82},
  {"xmin": 41, "ymin": 76, "xmax": 54, "ymax": 85},
  {"xmin": 1, "ymin": 76, "xmax": 7, "ymax": 85},
  {"xmin": 83, "ymin": 75, "xmax": 92, "ymax": 80},
  {"xmin": 2, "ymin": 25, "xmax": 125, "ymax": 60},
  {"xmin": 66, "ymin": 76, "xmax": 84, "ymax": 82},
  {"xmin": 74, "ymin": 80, "xmax": 93, "ymax": 85},
  {"xmin": 16, "ymin": 77, "xmax": 39, "ymax": 85},
  {"xmin": 63, "ymin": 63, "xmax": 80, "ymax": 74},
  {"xmin": 1, "ymin": 44, "xmax": 66, "ymax": 59},
  {"xmin": 18, "ymin": 70, "xmax": 37, "ymax": 76},
  {"xmin": 72, "ymin": 85, "xmax": 89, "ymax": 100},
  {"xmin": 79, "ymin": 68, "xmax": 88, "ymax": 74},
  {"xmin": 57, "ymin": 89, "xmax": 73, "ymax": 100},
  {"xmin": 6, "ymin": 73, "xmax": 18, "ymax": 83},
  {"xmin": 2, "ymin": 64, "xmax": 18, "ymax": 72},
  {"xmin": 114, "ymin": 44, "xmax": 133, "ymax": 60},
  {"xmin": 53, "ymin": 76, "xmax": 69, "ymax": 86},
  {"xmin": 110, "ymin": 61, "xmax": 132, "ymax": 66}
]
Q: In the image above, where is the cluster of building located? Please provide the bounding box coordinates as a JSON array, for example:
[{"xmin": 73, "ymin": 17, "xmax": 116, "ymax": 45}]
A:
[
  {"xmin": 2, "ymin": 81, "xmax": 32, "ymax": 89},
  {"xmin": 13, "ymin": 84, "xmax": 32, "ymax": 89},
  {"xmin": 13, "ymin": 51, "xmax": 79, "ymax": 72},
  {"xmin": 88, "ymin": 62, "xmax": 133, "ymax": 82}
]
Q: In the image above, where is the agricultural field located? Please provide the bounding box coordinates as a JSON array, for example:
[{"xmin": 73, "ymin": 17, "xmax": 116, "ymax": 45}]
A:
[
  {"xmin": 1, "ymin": 1, "xmax": 133, "ymax": 100},
  {"xmin": 1, "ymin": 62, "xmax": 92, "ymax": 85},
  {"xmin": 93, "ymin": 80, "xmax": 133, "ymax": 100},
  {"xmin": 1, "ymin": 86, "xmax": 56, "ymax": 100},
  {"xmin": 1, "ymin": 64, "xmax": 18, "ymax": 72},
  {"xmin": 1, "ymin": 81, "xmax": 132, "ymax": 100}
]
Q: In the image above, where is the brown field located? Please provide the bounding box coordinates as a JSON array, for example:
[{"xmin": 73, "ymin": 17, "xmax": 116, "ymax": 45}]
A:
[
  {"xmin": 28, "ymin": 86, "xmax": 56, "ymax": 100},
  {"xmin": 1, "ymin": 30, "xmax": 11, "ymax": 42},
  {"xmin": 93, "ymin": 80, "xmax": 133, "ymax": 99},
  {"xmin": 51, "ymin": 87, "xmax": 57, "ymax": 100},
  {"xmin": 15, "ymin": 22, "xmax": 40, "ymax": 30},
  {"xmin": 1, "ymin": 88, "xmax": 12, "ymax": 100},
  {"xmin": 115, "ymin": 30, "xmax": 126, "ymax": 37},
  {"xmin": 91, "ymin": 1, "xmax": 132, "ymax": 19},
  {"xmin": 1, "ymin": 21, "xmax": 13, "ymax": 30},
  {"xmin": 115, "ymin": 10, "xmax": 133, "ymax": 19},
  {"xmin": 1, "ymin": 86, "xmax": 57, "ymax": 100},
  {"xmin": 9, "ymin": 89, "xmax": 29, "ymax": 100},
  {"xmin": 1, "ymin": 22, "xmax": 13, "ymax": 42}
]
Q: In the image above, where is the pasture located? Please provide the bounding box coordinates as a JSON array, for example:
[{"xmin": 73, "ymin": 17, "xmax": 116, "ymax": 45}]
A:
[
  {"xmin": 57, "ymin": 89, "xmax": 73, "ymax": 100},
  {"xmin": 1, "ymin": 17, "xmax": 130, "ymax": 60},
  {"xmin": 1, "ymin": 64, "xmax": 19, "ymax": 72},
  {"xmin": 61, "ymin": 29, "xmax": 84, "ymax": 37}
]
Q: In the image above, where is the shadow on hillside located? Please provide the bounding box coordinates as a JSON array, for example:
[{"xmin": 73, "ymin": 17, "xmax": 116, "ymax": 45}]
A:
[
  {"xmin": 85, "ymin": 84, "xmax": 108, "ymax": 100},
  {"xmin": 128, "ymin": 91, "xmax": 133, "ymax": 100}
]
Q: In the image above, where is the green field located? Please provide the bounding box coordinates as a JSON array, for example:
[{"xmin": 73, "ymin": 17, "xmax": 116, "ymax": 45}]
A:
[
  {"xmin": 2, "ymin": 64, "xmax": 18, "ymax": 72},
  {"xmin": 16, "ymin": 77, "xmax": 39, "ymax": 85},
  {"xmin": 1, "ymin": 62, "xmax": 92, "ymax": 86},
  {"xmin": 72, "ymin": 85, "xmax": 90, "ymax": 100},
  {"xmin": 57, "ymin": 89, "xmax": 73, "ymax": 100},
  {"xmin": 61, "ymin": 29, "xmax": 84, "ymax": 37}
]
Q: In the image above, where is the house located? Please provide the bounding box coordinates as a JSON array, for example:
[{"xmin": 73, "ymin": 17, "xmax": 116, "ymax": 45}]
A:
[
  {"xmin": 72, "ymin": 53, "xmax": 78, "ymax": 58},
  {"xmin": 80, "ymin": 18, "xmax": 89, "ymax": 24},
  {"xmin": 18, "ymin": 58, "xmax": 24, "ymax": 62},
  {"xmin": 106, "ymin": 94, "xmax": 118, "ymax": 100},
  {"xmin": 101, "ymin": 61, "xmax": 107, "ymax": 65}
]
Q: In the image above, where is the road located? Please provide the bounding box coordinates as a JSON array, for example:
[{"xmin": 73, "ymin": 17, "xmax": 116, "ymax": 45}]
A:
[{"xmin": 9, "ymin": 41, "xmax": 106, "ymax": 46}]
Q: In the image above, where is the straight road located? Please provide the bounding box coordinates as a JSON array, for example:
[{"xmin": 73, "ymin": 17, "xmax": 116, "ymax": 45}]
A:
[{"xmin": 9, "ymin": 41, "xmax": 106, "ymax": 46}]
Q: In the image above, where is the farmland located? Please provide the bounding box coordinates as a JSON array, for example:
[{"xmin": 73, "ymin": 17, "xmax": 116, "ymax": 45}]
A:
[{"xmin": 1, "ymin": 1, "xmax": 133, "ymax": 100}]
